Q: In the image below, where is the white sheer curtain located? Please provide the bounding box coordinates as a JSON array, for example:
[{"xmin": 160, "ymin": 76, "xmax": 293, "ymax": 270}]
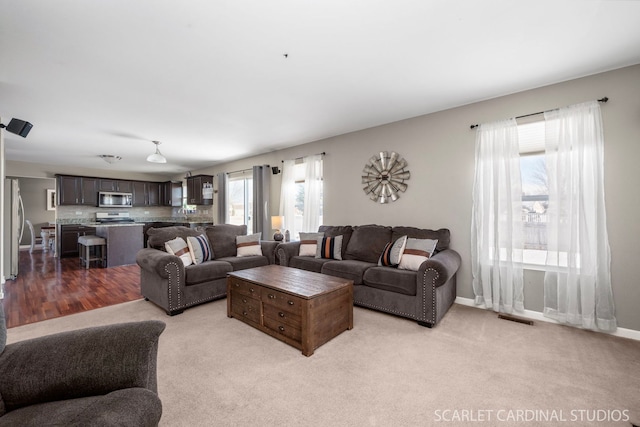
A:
[
  {"xmin": 279, "ymin": 159, "xmax": 297, "ymax": 240},
  {"xmin": 543, "ymin": 101, "xmax": 616, "ymax": 331},
  {"xmin": 302, "ymin": 154, "xmax": 323, "ymax": 233},
  {"xmin": 471, "ymin": 119, "xmax": 524, "ymax": 313}
]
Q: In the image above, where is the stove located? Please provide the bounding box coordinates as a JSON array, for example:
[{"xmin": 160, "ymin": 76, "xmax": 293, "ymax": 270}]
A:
[{"xmin": 95, "ymin": 212, "xmax": 135, "ymax": 224}]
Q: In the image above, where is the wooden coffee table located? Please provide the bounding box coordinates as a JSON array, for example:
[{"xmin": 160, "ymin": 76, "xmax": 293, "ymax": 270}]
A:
[{"xmin": 227, "ymin": 265, "xmax": 353, "ymax": 356}]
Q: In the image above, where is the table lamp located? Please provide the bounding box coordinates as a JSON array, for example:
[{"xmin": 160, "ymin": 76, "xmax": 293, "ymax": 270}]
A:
[{"xmin": 271, "ymin": 216, "xmax": 284, "ymax": 241}]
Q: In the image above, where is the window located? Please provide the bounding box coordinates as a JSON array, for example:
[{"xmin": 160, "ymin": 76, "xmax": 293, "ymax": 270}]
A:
[
  {"xmin": 518, "ymin": 120, "xmax": 547, "ymax": 266},
  {"xmin": 290, "ymin": 162, "xmax": 324, "ymax": 239},
  {"xmin": 227, "ymin": 173, "xmax": 253, "ymax": 234},
  {"xmin": 280, "ymin": 155, "xmax": 324, "ymax": 241}
]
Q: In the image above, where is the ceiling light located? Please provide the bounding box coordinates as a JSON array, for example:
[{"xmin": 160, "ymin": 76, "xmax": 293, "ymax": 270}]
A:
[
  {"xmin": 99, "ymin": 154, "xmax": 122, "ymax": 164},
  {"xmin": 147, "ymin": 140, "xmax": 167, "ymax": 163}
]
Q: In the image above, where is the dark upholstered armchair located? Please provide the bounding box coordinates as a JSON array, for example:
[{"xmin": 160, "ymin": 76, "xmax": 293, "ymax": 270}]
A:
[{"xmin": 0, "ymin": 304, "xmax": 165, "ymax": 426}]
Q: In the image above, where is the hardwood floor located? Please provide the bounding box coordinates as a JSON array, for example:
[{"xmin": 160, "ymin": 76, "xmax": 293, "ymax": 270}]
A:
[{"xmin": 2, "ymin": 249, "xmax": 143, "ymax": 328}]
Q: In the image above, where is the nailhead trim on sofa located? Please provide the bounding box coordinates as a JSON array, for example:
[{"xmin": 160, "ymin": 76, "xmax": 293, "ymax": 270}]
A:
[
  {"xmin": 423, "ymin": 267, "xmax": 439, "ymax": 325},
  {"xmin": 165, "ymin": 261, "xmax": 181, "ymax": 312},
  {"xmin": 353, "ymin": 300, "xmax": 414, "ymax": 319}
]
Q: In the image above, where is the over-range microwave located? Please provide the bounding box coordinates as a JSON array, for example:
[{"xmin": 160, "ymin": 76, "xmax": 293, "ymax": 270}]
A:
[{"xmin": 98, "ymin": 191, "xmax": 133, "ymax": 208}]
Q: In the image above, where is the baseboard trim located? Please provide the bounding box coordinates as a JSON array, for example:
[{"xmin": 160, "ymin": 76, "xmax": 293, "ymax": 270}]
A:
[{"xmin": 454, "ymin": 297, "xmax": 640, "ymax": 341}]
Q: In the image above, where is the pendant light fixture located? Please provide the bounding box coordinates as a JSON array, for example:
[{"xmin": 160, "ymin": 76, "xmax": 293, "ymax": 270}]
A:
[
  {"xmin": 99, "ymin": 154, "xmax": 122, "ymax": 164},
  {"xmin": 147, "ymin": 140, "xmax": 167, "ymax": 163}
]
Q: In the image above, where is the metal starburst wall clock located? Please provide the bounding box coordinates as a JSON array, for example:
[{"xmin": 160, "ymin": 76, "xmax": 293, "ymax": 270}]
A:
[{"xmin": 361, "ymin": 151, "xmax": 410, "ymax": 203}]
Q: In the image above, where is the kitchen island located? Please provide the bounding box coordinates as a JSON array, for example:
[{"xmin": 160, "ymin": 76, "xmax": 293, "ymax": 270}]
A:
[{"xmin": 94, "ymin": 223, "xmax": 143, "ymax": 267}]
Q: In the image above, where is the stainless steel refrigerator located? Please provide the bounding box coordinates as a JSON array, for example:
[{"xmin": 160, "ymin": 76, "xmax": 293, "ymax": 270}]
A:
[{"xmin": 3, "ymin": 178, "xmax": 24, "ymax": 280}]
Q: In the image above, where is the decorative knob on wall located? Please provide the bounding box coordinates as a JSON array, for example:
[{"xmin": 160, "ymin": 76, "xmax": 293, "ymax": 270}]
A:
[{"xmin": 361, "ymin": 151, "xmax": 410, "ymax": 203}]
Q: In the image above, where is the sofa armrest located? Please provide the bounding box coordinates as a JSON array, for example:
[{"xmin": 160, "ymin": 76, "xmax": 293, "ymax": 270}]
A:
[
  {"xmin": 419, "ymin": 249, "xmax": 461, "ymax": 288},
  {"xmin": 260, "ymin": 240, "xmax": 279, "ymax": 264},
  {"xmin": 0, "ymin": 321, "xmax": 165, "ymax": 413},
  {"xmin": 136, "ymin": 248, "xmax": 184, "ymax": 279},
  {"xmin": 275, "ymin": 242, "xmax": 302, "ymax": 266}
]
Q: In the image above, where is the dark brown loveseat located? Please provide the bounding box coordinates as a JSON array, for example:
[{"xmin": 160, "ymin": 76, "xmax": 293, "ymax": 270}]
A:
[
  {"xmin": 0, "ymin": 303, "xmax": 165, "ymax": 426},
  {"xmin": 136, "ymin": 224, "xmax": 278, "ymax": 315},
  {"xmin": 276, "ymin": 224, "xmax": 461, "ymax": 327}
]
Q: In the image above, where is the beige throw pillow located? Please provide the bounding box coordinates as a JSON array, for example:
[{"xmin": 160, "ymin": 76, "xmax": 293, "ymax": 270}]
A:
[{"xmin": 165, "ymin": 237, "xmax": 193, "ymax": 267}]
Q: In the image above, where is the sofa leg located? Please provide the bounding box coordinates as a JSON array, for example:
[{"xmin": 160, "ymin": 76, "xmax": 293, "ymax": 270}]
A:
[
  {"xmin": 417, "ymin": 320, "xmax": 433, "ymax": 328},
  {"xmin": 167, "ymin": 309, "xmax": 184, "ymax": 316}
]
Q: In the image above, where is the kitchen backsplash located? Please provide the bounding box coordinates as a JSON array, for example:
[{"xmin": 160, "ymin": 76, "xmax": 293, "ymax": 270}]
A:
[{"xmin": 56, "ymin": 205, "xmax": 214, "ymax": 224}]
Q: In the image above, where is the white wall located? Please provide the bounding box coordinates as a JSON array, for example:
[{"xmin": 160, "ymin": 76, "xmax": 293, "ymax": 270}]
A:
[{"xmin": 190, "ymin": 64, "xmax": 640, "ymax": 331}]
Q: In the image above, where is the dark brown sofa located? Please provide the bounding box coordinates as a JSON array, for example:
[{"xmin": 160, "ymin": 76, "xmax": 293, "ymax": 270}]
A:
[
  {"xmin": 136, "ymin": 224, "xmax": 278, "ymax": 315},
  {"xmin": 0, "ymin": 303, "xmax": 165, "ymax": 426},
  {"xmin": 276, "ymin": 224, "xmax": 461, "ymax": 327}
]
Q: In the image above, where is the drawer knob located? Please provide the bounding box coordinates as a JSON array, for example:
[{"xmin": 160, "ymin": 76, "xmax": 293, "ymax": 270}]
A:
[
  {"xmin": 287, "ymin": 300, "xmax": 294, "ymax": 305},
  {"xmin": 250, "ymin": 288, "xmax": 255, "ymax": 293},
  {"xmin": 278, "ymin": 312, "xmax": 285, "ymax": 318},
  {"xmin": 242, "ymin": 299, "xmax": 247, "ymax": 303},
  {"xmin": 268, "ymin": 294, "xmax": 275, "ymax": 299},
  {"xmin": 278, "ymin": 326, "xmax": 285, "ymax": 332},
  {"xmin": 242, "ymin": 311, "xmax": 248, "ymax": 316}
]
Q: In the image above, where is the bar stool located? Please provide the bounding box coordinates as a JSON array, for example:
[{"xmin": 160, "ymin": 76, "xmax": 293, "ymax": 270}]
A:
[{"xmin": 78, "ymin": 235, "xmax": 107, "ymax": 269}]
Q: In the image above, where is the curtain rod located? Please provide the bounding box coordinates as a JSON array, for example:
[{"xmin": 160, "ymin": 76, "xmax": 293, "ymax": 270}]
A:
[
  {"xmin": 281, "ymin": 151, "xmax": 326, "ymax": 163},
  {"xmin": 225, "ymin": 167, "xmax": 253, "ymax": 175},
  {"xmin": 469, "ymin": 97, "xmax": 609, "ymax": 130}
]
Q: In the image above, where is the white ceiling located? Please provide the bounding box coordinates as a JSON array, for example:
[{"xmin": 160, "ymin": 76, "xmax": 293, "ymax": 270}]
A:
[{"xmin": 1, "ymin": 0, "xmax": 639, "ymax": 176}]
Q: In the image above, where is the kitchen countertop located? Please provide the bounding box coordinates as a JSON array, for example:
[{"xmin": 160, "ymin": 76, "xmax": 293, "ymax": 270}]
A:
[{"xmin": 58, "ymin": 219, "xmax": 214, "ymax": 226}]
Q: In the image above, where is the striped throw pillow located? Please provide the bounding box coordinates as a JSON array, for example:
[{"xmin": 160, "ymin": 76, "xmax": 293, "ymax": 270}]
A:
[
  {"xmin": 165, "ymin": 237, "xmax": 193, "ymax": 266},
  {"xmin": 398, "ymin": 238, "xmax": 438, "ymax": 271},
  {"xmin": 236, "ymin": 233, "xmax": 262, "ymax": 257},
  {"xmin": 378, "ymin": 235, "xmax": 408, "ymax": 267},
  {"xmin": 315, "ymin": 235, "xmax": 343, "ymax": 260},
  {"xmin": 186, "ymin": 234, "xmax": 213, "ymax": 265},
  {"xmin": 299, "ymin": 232, "xmax": 324, "ymax": 257}
]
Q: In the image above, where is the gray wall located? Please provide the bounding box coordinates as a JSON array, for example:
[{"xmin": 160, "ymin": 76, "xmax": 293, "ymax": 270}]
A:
[{"xmin": 188, "ymin": 64, "xmax": 640, "ymax": 331}]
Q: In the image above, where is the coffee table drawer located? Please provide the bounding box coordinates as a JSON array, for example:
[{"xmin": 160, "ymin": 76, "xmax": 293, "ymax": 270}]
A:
[
  {"xmin": 228, "ymin": 277, "xmax": 262, "ymax": 298},
  {"xmin": 230, "ymin": 294, "xmax": 261, "ymax": 324},
  {"xmin": 261, "ymin": 289, "xmax": 302, "ymax": 315},
  {"xmin": 263, "ymin": 304, "xmax": 301, "ymax": 328},
  {"xmin": 263, "ymin": 316, "xmax": 302, "ymax": 342}
]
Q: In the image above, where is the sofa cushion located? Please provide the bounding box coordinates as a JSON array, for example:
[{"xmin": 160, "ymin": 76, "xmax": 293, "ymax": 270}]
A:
[
  {"xmin": 391, "ymin": 226, "xmax": 450, "ymax": 252},
  {"xmin": 289, "ymin": 256, "xmax": 333, "ymax": 273},
  {"xmin": 204, "ymin": 224, "xmax": 247, "ymax": 259},
  {"xmin": 363, "ymin": 267, "xmax": 418, "ymax": 296},
  {"xmin": 185, "ymin": 261, "xmax": 232, "ymax": 285},
  {"xmin": 147, "ymin": 226, "xmax": 201, "ymax": 250},
  {"xmin": 321, "ymin": 259, "xmax": 376, "ymax": 285},
  {"xmin": 299, "ymin": 232, "xmax": 323, "ymax": 257},
  {"xmin": 318, "ymin": 225, "xmax": 353, "ymax": 259},
  {"xmin": 217, "ymin": 256, "xmax": 269, "ymax": 271},
  {"xmin": 0, "ymin": 388, "xmax": 162, "ymax": 427},
  {"xmin": 398, "ymin": 238, "xmax": 438, "ymax": 271},
  {"xmin": 344, "ymin": 224, "xmax": 392, "ymax": 263},
  {"xmin": 378, "ymin": 235, "xmax": 407, "ymax": 267},
  {"xmin": 316, "ymin": 235, "xmax": 343, "ymax": 260},
  {"xmin": 164, "ymin": 237, "xmax": 192, "ymax": 267},
  {"xmin": 186, "ymin": 234, "xmax": 213, "ymax": 265}
]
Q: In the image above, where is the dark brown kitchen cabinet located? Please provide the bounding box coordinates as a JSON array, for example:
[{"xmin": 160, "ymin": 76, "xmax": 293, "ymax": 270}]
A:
[
  {"xmin": 161, "ymin": 181, "xmax": 182, "ymax": 207},
  {"xmin": 57, "ymin": 176, "xmax": 98, "ymax": 206},
  {"xmin": 132, "ymin": 181, "xmax": 161, "ymax": 206},
  {"xmin": 148, "ymin": 182, "xmax": 160, "ymax": 206},
  {"xmin": 186, "ymin": 175, "xmax": 213, "ymax": 205},
  {"xmin": 59, "ymin": 225, "xmax": 96, "ymax": 258},
  {"xmin": 98, "ymin": 179, "xmax": 132, "ymax": 193}
]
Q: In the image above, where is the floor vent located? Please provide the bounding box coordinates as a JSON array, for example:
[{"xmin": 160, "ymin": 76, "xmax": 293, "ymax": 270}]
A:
[{"xmin": 498, "ymin": 314, "xmax": 534, "ymax": 326}]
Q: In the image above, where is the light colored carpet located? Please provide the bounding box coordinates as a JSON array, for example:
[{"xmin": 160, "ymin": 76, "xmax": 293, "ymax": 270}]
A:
[{"xmin": 7, "ymin": 300, "xmax": 640, "ymax": 427}]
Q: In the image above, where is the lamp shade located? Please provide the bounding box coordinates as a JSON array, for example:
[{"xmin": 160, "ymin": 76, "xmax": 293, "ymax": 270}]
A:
[
  {"xmin": 147, "ymin": 141, "xmax": 167, "ymax": 163},
  {"xmin": 271, "ymin": 216, "xmax": 284, "ymax": 230}
]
